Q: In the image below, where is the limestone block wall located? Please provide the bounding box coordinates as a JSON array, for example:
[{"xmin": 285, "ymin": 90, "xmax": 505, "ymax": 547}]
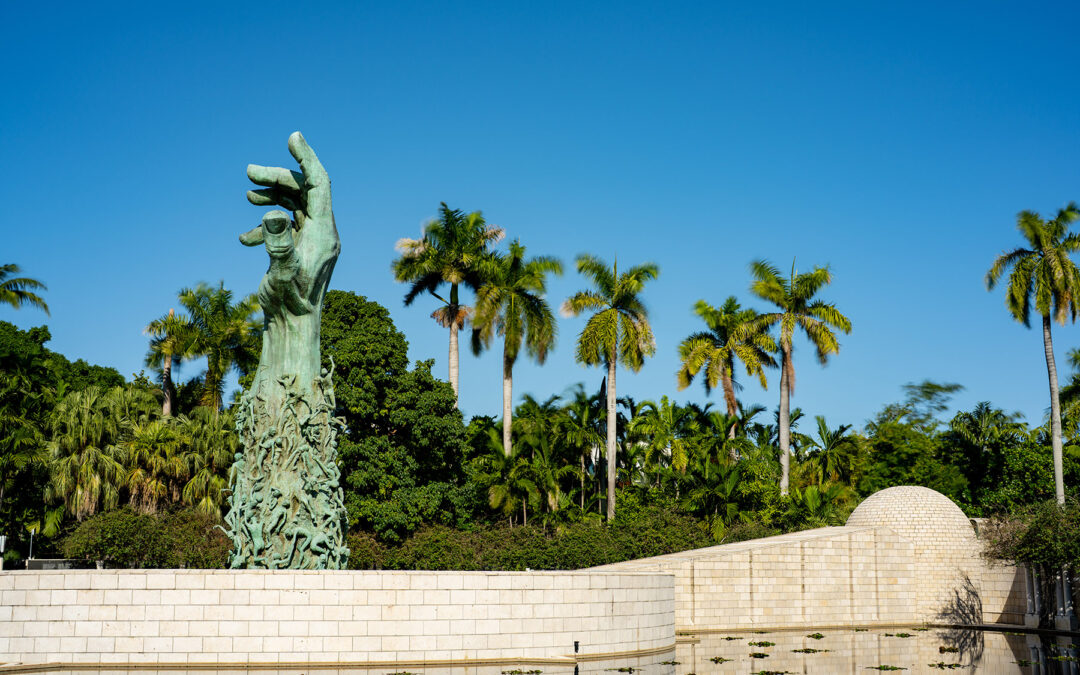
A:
[
  {"xmin": 978, "ymin": 564, "xmax": 1028, "ymax": 625},
  {"xmin": 596, "ymin": 526, "xmax": 917, "ymax": 629},
  {"xmin": 0, "ymin": 570, "xmax": 674, "ymax": 666}
]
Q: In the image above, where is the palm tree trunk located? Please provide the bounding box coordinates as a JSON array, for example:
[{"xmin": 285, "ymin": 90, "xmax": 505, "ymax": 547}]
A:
[
  {"xmin": 1043, "ymin": 316, "xmax": 1066, "ymax": 505},
  {"xmin": 721, "ymin": 368, "xmax": 738, "ymax": 440},
  {"xmin": 161, "ymin": 356, "xmax": 174, "ymax": 417},
  {"xmin": 778, "ymin": 342, "xmax": 791, "ymax": 496},
  {"xmin": 580, "ymin": 453, "xmax": 585, "ymax": 510},
  {"xmin": 606, "ymin": 359, "xmax": 617, "ymax": 521},
  {"xmin": 448, "ymin": 320, "xmax": 460, "ymax": 407},
  {"xmin": 502, "ymin": 347, "xmax": 513, "ymax": 456}
]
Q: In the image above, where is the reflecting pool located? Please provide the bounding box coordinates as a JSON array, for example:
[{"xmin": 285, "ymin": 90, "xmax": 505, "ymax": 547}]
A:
[{"xmin": 30, "ymin": 627, "xmax": 1080, "ymax": 675}]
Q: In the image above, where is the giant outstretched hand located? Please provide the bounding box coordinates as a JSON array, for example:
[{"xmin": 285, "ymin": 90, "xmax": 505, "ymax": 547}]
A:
[
  {"xmin": 227, "ymin": 132, "xmax": 349, "ymax": 570},
  {"xmin": 240, "ymin": 131, "xmax": 340, "ymax": 320}
]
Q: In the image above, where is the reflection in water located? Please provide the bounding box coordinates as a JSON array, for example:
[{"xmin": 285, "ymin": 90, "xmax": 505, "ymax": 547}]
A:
[
  {"xmin": 35, "ymin": 629, "xmax": 1080, "ymax": 675},
  {"xmin": 677, "ymin": 628, "xmax": 1075, "ymax": 674}
]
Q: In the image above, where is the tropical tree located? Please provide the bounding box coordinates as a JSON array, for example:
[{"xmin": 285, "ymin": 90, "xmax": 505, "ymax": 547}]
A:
[
  {"xmin": 123, "ymin": 419, "xmax": 187, "ymax": 514},
  {"xmin": 748, "ymin": 259, "xmax": 852, "ymax": 496},
  {"xmin": 0, "ymin": 372, "xmax": 47, "ymax": 522},
  {"xmin": 677, "ymin": 297, "xmax": 776, "ymax": 425},
  {"xmin": 392, "ymin": 203, "xmax": 504, "ymax": 405},
  {"xmin": 472, "ymin": 240, "xmax": 562, "ymax": 455},
  {"xmin": 553, "ymin": 385, "xmax": 604, "ymax": 512},
  {"xmin": 562, "ymin": 255, "xmax": 659, "ymax": 520},
  {"xmin": 804, "ymin": 415, "xmax": 859, "ymax": 485},
  {"xmin": 684, "ymin": 460, "xmax": 743, "ymax": 540},
  {"xmin": 144, "ymin": 308, "xmax": 195, "ymax": 417},
  {"xmin": 0, "ymin": 264, "xmax": 48, "ymax": 314},
  {"xmin": 180, "ymin": 407, "xmax": 238, "ymax": 519},
  {"xmin": 46, "ymin": 387, "xmax": 154, "ymax": 521},
  {"xmin": 630, "ymin": 395, "xmax": 698, "ymax": 473},
  {"xmin": 986, "ymin": 202, "xmax": 1080, "ymax": 505},
  {"xmin": 178, "ymin": 282, "xmax": 260, "ymax": 411}
]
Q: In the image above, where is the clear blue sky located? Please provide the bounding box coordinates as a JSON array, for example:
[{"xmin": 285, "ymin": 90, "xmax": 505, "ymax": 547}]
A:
[{"xmin": 4, "ymin": 2, "xmax": 1079, "ymax": 430}]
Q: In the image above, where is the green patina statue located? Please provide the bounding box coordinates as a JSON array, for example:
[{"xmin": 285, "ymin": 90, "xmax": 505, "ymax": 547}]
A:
[{"xmin": 225, "ymin": 132, "xmax": 349, "ymax": 569}]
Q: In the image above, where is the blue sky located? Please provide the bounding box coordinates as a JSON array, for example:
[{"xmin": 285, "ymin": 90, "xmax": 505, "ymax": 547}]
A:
[{"xmin": 4, "ymin": 2, "xmax": 1079, "ymax": 430}]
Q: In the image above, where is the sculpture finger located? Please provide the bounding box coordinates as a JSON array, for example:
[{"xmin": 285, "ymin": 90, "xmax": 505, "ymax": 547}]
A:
[
  {"xmin": 247, "ymin": 188, "xmax": 300, "ymax": 212},
  {"xmin": 247, "ymin": 164, "xmax": 305, "ymax": 193},
  {"xmin": 287, "ymin": 132, "xmax": 331, "ymax": 218},
  {"xmin": 262, "ymin": 211, "xmax": 295, "ymax": 260},
  {"xmin": 239, "ymin": 225, "xmax": 265, "ymax": 247}
]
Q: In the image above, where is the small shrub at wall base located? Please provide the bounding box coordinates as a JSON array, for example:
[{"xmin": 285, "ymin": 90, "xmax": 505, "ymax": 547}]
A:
[{"xmin": 61, "ymin": 508, "xmax": 230, "ymax": 568}]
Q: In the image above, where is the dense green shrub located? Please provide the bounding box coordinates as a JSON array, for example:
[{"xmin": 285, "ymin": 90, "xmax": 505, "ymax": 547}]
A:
[
  {"xmin": 983, "ymin": 499, "xmax": 1080, "ymax": 572},
  {"xmin": 61, "ymin": 508, "xmax": 230, "ymax": 568},
  {"xmin": 347, "ymin": 499, "xmax": 713, "ymax": 571}
]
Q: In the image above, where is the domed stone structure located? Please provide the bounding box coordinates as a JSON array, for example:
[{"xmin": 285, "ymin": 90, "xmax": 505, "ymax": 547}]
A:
[
  {"xmin": 847, "ymin": 485, "xmax": 981, "ymax": 620},
  {"xmin": 846, "ymin": 485, "xmax": 977, "ymax": 557}
]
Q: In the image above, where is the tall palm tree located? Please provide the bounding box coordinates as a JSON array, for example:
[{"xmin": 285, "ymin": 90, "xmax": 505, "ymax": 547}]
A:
[
  {"xmin": 562, "ymin": 254, "xmax": 659, "ymax": 520},
  {"xmin": 677, "ymin": 297, "xmax": 777, "ymax": 427},
  {"xmin": 986, "ymin": 203, "xmax": 1080, "ymax": 505},
  {"xmin": 472, "ymin": 240, "xmax": 562, "ymax": 455},
  {"xmin": 748, "ymin": 259, "xmax": 851, "ymax": 496},
  {"xmin": 144, "ymin": 308, "xmax": 196, "ymax": 417},
  {"xmin": 393, "ymin": 203, "xmax": 505, "ymax": 405},
  {"xmin": 178, "ymin": 282, "xmax": 260, "ymax": 412},
  {"xmin": 0, "ymin": 264, "xmax": 49, "ymax": 314}
]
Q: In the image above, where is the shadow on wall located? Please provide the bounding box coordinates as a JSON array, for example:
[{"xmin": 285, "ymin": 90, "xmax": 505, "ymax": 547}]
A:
[{"xmin": 935, "ymin": 574, "xmax": 985, "ymax": 667}]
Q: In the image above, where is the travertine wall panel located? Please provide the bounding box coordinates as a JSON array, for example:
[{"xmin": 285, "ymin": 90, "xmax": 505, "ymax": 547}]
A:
[{"xmin": 0, "ymin": 570, "xmax": 674, "ymax": 666}]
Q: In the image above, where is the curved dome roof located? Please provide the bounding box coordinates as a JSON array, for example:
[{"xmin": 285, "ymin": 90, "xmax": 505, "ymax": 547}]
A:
[{"xmin": 846, "ymin": 485, "xmax": 977, "ymax": 556}]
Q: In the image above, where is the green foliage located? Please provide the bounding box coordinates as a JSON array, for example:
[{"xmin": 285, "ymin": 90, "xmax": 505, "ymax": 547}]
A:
[
  {"xmin": 347, "ymin": 496, "xmax": 712, "ymax": 570},
  {"xmin": 0, "ymin": 263, "xmax": 49, "ymax": 314},
  {"xmin": 322, "ymin": 291, "xmax": 474, "ymax": 542},
  {"xmin": 175, "ymin": 282, "xmax": 260, "ymax": 411},
  {"xmin": 983, "ymin": 500, "xmax": 1080, "ymax": 572},
  {"xmin": 61, "ymin": 507, "xmax": 230, "ymax": 568},
  {"xmin": 676, "ymin": 296, "xmax": 776, "ymax": 415}
]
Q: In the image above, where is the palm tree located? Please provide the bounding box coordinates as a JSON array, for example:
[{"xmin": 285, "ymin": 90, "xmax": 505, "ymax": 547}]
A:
[
  {"xmin": 562, "ymin": 254, "xmax": 659, "ymax": 520},
  {"xmin": 677, "ymin": 297, "xmax": 776, "ymax": 427},
  {"xmin": 0, "ymin": 264, "xmax": 48, "ymax": 314},
  {"xmin": 684, "ymin": 460, "xmax": 743, "ymax": 540},
  {"xmin": 554, "ymin": 385, "xmax": 604, "ymax": 512},
  {"xmin": 46, "ymin": 387, "xmax": 153, "ymax": 521},
  {"xmin": 471, "ymin": 240, "xmax": 562, "ymax": 454},
  {"xmin": 629, "ymin": 395, "xmax": 698, "ymax": 473},
  {"xmin": 123, "ymin": 419, "xmax": 187, "ymax": 514},
  {"xmin": 986, "ymin": 203, "xmax": 1080, "ymax": 505},
  {"xmin": 393, "ymin": 203, "xmax": 505, "ymax": 405},
  {"xmin": 748, "ymin": 259, "xmax": 852, "ymax": 496},
  {"xmin": 180, "ymin": 407, "xmax": 238, "ymax": 519},
  {"xmin": 144, "ymin": 308, "xmax": 196, "ymax": 417},
  {"xmin": 0, "ymin": 373, "xmax": 47, "ymax": 521},
  {"xmin": 178, "ymin": 283, "xmax": 260, "ymax": 412},
  {"xmin": 805, "ymin": 416, "xmax": 859, "ymax": 485}
]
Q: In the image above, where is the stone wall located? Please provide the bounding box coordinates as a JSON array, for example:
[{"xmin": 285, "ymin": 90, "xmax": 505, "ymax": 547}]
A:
[
  {"xmin": 594, "ymin": 526, "xmax": 918, "ymax": 629},
  {"xmin": 0, "ymin": 570, "xmax": 674, "ymax": 666},
  {"xmin": 597, "ymin": 486, "xmax": 1032, "ymax": 631}
]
